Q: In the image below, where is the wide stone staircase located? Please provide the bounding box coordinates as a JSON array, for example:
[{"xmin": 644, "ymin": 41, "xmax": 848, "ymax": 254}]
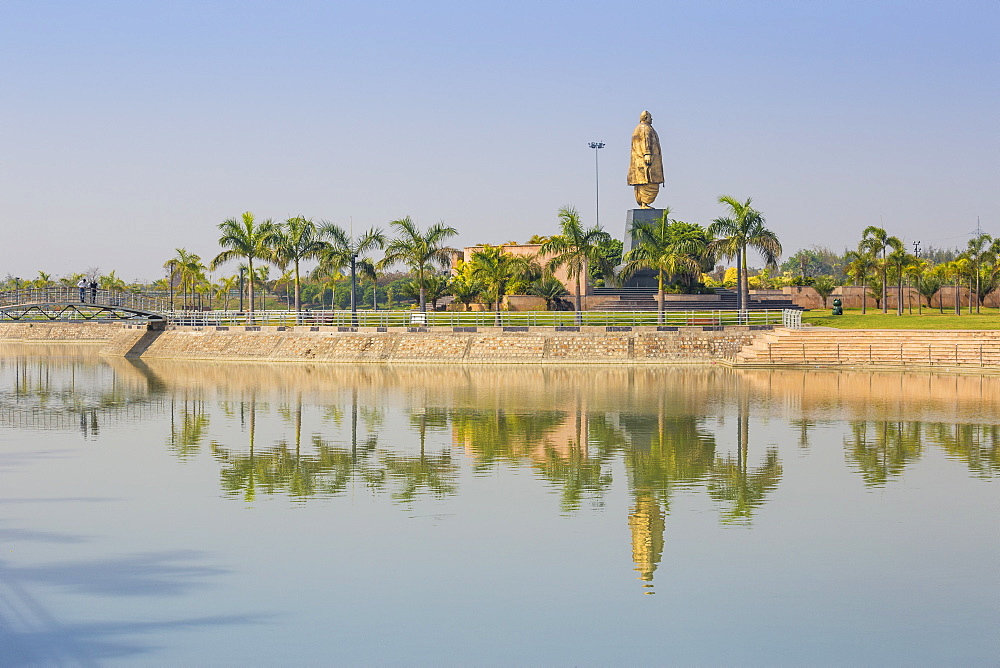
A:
[
  {"xmin": 591, "ymin": 287, "xmax": 802, "ymax": 311},
  {"xmin": 734, "ymin": 327, "xmax": 1000, "ymax": 368}
]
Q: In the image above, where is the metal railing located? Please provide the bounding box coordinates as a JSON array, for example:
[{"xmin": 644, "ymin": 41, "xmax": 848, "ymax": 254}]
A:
[
  {"xmin": 0, "ymin": 290, "xmax": 801, "ymax": 329},
  {"xmin": 164, "ymin": 309, "xmax": 795, "ymax": 328},
  {"xmin": 782, "ymin": 309, "xmax": 803, "ymax": 328},
  {"xmin": 0, "ymin": 288, "xmax": 171, "ymax": 314}
]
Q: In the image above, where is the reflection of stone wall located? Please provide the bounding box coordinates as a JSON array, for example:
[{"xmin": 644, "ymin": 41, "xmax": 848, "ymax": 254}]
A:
[
  {"xmin": 737, "ymin": 368, "xmax": 1000, "ymax": 423},
  {"xmin": 0, "ymin": 322, "xmax": 119, "ymax": 340},
  {"xmin": 102, "ymin": 358, "xmax": 1000, "ymax": 426},
  {"xmin": 101, "ymin": 326, "xmax": 763, "ymax": 364}
]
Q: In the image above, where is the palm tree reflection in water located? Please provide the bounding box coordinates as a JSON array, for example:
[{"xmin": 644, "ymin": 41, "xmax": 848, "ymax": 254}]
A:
[{"xmin": 161, "ymin": 376, "xmax": 790, "ymax": 594}]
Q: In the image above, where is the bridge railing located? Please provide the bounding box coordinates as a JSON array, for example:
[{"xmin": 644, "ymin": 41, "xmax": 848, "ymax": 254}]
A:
[
  {"xmin": 0, "ymin": 288, "xmax": 171, "ymax": 314},
  {"xmin": 164, "ymin": 309, "xmax": 794, "ymax": 328}
]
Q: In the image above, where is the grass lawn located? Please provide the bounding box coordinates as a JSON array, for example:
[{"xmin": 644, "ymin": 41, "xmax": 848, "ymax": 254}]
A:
[{"xmin": 804, "ymin": 308, "xmax": 1000, "ymax": 330}]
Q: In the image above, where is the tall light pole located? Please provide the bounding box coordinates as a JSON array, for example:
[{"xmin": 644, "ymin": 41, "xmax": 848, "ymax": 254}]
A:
[
  {"xmin": 588, "ymin": 141, "xmax": 604, "ymax": 228},
  {"xmin": 238, "ymin": 266, "xmax": 245, "ymax": 313}
]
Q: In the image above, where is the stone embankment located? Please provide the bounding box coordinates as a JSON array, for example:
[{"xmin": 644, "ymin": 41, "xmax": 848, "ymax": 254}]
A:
[
  {"xmin": 736, "ymin": 327, "xmax": 1000, "ymax": 370},
  {"xmin": 0, "ymin": 322, "xmax": 119, "ymax": 341},
  {"xmin": 97, "ymin": 324, "xmax": 763, "ymax": 364},
  {"xmin": 6, "ymin": 322, "xmax": 1000, "ymax": 371}
]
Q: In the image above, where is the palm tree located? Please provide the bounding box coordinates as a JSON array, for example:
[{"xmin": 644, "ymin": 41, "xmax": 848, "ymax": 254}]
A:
[
  {"xmin": 273, "ymin": 269, "xmax": 295, "ymax": 309},
  {"xmin": 906, "ymin": 261, "xmax": 931, "ymax": 315},
  {"xmin": 708, "ymin": 196, "xmax": 781, "ymax": 315},
  {"xmin": 539, "ymin": 206, "xmax": 612, "ymax": 322},
  {"xmin": 210, "ymin": 212, "xmax": 279, "ymax": 321},
  {"xmin": 356, "ymin": 258, "xmax": 379, "ymax": 308},
  {"xmin": 962, "ymin": 233, "xmax": 993, "ymax": 314},
  {"xmin": 940, "ymin": 259, "xmax": 968, "ymax": 315},
  {"xmin": 884, "ymin": 239, "xmax": 912, "ymax": 316},
  {"xmin": 163, "ymin": 254, "xmax": 180, "ymax": 310},
  {"xmin": 527, "ymin": 274, "xmax": 569, "ymax": 310},
  {"xmin": 253, "ymin": 265, "xmax": 271, "ymax": 312},
  {"xmin": 99, "ymin": 270, "xmax": 127, "ymax": 292},
  {"xmin": 469, "ymin": 245, "xmax": 536, "ymax": 323},
  {"xmin": 273, "ymin": 216, "xmax": 326, "ymax": 313},
  {"xmin": 811, "ymin": 275, "xmax": 837, "ymax": 308},
  {"xmin": 378, "ymin": 217, "xmax": 457, "ymax": 313},
  {"xmin": 845, "ymin": 246, "xmax": 877, "ymax": 315},
  {"xmin": 861, "ymin": 226, "xmax": 901, "ymax": 314},
  {"xmin": 215, "ymin": 275, "xmax": 239, "ymax": 310},
  {"xmin": 621, "ymin": 209, "xmax": 707, "ymax": 325},
  {"xmin": 32, "ymin": 271, "xmax": 53, "ymax": 289},
  {"xmin": 318, "ymin": 222, "xmax": 386, "ymax": 316},
  {"xmin": 448, "ymin": 260, "xmax": 484, "ymax": 312},
  {"xmin": 164, "ymin": 248, "xmax": 205, "ymax": 310}
]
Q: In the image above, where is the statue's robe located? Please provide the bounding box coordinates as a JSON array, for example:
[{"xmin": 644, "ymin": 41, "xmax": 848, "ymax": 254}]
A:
[{"xmin": 628, "ymin": 122, "xmax": 664, "ymax": 186}]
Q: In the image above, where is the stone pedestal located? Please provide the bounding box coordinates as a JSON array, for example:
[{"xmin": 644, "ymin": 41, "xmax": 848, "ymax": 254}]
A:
[
  {"xmin": 624, "ymin": 208, "xmax": 665, "ymax": 252},
  {"xmin": 622, "ymin": 209, "xmax": 664, "ymax": 288}
]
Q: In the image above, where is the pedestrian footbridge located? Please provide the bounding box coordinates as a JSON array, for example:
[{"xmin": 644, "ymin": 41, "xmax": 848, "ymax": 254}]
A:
[{"xmin": 0, "ymin": 288, "xmax": 168, "ymax": 323}]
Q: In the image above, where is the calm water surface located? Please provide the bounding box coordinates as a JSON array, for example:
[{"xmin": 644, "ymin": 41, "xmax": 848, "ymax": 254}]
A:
[{"xmin": 0, "ymin": 343, "xmax": 997, "ymax": 666}]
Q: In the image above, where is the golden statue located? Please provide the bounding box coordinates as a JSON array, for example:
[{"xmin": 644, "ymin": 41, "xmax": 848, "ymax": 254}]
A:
[{"xmin": 627, "ymin": 110, "xmax": 664, "ymax": 208}]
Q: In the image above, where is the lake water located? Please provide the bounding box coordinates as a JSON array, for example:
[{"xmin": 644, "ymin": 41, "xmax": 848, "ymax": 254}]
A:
[{"xmin": 0, "ymin": 343, "xmax": 997, "ymax": 666}]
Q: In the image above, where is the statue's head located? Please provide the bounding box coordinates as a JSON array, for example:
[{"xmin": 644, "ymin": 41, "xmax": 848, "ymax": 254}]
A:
[{"xmin": 640, "ymin": 110, "xmax": 652, "ymax": 124}]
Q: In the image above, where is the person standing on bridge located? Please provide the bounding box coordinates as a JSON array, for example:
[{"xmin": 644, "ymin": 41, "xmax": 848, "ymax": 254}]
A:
[
  {"xmin": 89, "ymin": 280, "xmax": 97, "ymax": 303},
  {"xmin": 77, "ymin": 277, "xmax": 87, "ymax": 302}
]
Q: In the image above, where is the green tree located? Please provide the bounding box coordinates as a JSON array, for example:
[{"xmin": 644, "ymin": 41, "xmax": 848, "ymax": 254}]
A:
[
  {"xmin": 378, "ymin": 217, "xmax": 457, "ymax": 313},
  {"xmin": 861, "ymin": 226, "xmax": 901, "ymax": 314},
  {"xmin": 589, "ymin": 238, "xmax": 624, "ymax": 287},
  {"xmin": 469, "ymin": 245, "xmax": 536, "ymax": 320},
  {"xmin": 273, "ymin": 216, "xmax": 326, "ymax": 313},
  {"xmin": 845, "ymin": 245, "xmax": 877, "ymax": 314},
  {"xmin": 318, "ymin": 223, "xmax": 386, "ymax": 314},
  {"xmin": 164, "ymin": 248, "xmax": 206, "ymax": 310},
  {"xmin": 779, "ymin": 246, "xmax": 846, "ymax": 281},
  {"xmin": 940, "ymin": 259, "xmax": 969, "ymax": 315},
  {"xmin": 210, "ymin": 212, "xmax": 280, "ymax": 321},
  {"xmin": 32, "ymin": 271, "xmax": 54, "ymax": 289},
  {"xmin": 708, "ymin": 196, "xmax": 781, "ymax": 313},
  {"xmin": 356, "ymin": 258, "xmax": 379, "ymax": 309},
  {"xmin": 527, "ymin": 274, "xmax": 569, "ymax": 310},
  {"xmin": 99, "ymin": 270, "xmax": 127, "ymax": 292},
  {"xmin": 907, "ymin": 260, "xmax": 934, "ymax": 314},
  {"xmin": 621, "ymin": 210, "xmax": 708, "ymax": 325},
  {"xmin": 811, "ymin": 275, "xmax": 837, "ymax": 308},
  {"xmin": 540, "ymin": 206, "xmax": 612, "ymax": 321},
  {"xmin": 962, "ymin": 233, "xmax": 994, "ymax": 313},
  {"xmin": 215, "ymin": 275, "xmax": 239, "ymax": 310},
  {"xmin": 884, "ymin": 239, "xmax": 913, "ymax": 316},
  {"xmin": 447, "ymin": 260, "xmax": 484, "ymax": 311}
]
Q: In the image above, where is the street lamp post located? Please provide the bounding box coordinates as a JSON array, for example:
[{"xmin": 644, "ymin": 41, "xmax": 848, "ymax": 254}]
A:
[
  {"xmin": 238, "ymin": 267, "xmax": 245, "ymax": 313},
  {"xmin": 588, "ymin": 141, "xmax": 605, "ymax": 228},
  {"xmin": 350, "ymin": 253, "xmax": 358, "ymax": 325}
]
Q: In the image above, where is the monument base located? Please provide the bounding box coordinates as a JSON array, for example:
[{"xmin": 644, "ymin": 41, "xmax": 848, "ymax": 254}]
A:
[{"xmin": 622, "ymin": 209, "xmax": 664, "ymax": 289}]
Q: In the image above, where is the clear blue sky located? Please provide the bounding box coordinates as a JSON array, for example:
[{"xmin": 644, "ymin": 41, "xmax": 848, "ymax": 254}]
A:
[{"xmin": 2, "ymin": 0, "xmax": 997, "ymax": 281}]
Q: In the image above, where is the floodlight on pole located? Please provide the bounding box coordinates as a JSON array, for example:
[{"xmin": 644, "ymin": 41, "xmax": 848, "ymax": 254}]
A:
[{"xmin": 588, "ymin": 141, "xmax": 605, "ymax": 228}]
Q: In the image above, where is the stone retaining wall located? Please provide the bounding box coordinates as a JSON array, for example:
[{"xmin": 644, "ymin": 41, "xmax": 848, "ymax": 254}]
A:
[
  {"xmin": 99, "ymin": 324, "xmax": 765, "ymax": 364},
  {"xmin": 0, "ymin": 322, "xmax": 120, "ymax": 341}
]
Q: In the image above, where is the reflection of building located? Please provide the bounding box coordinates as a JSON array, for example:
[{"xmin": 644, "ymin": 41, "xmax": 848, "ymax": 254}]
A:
[{"xmin": 628, "ymin": 494, "xmax": 664, "ymax": 593}]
